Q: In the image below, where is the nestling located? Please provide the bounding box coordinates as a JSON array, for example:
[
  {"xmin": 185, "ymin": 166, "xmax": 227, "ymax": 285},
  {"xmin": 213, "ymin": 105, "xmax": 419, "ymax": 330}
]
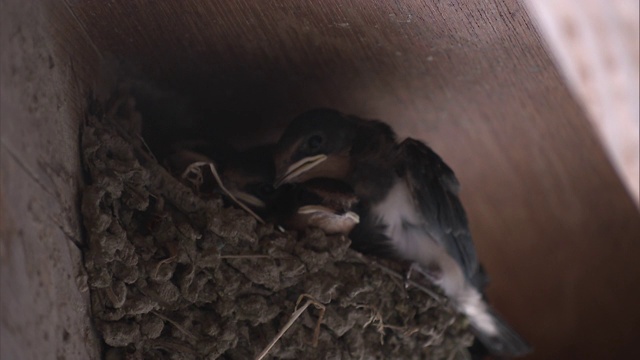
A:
[{"xmin": 273, "ymin": 108, "xmax": 531, "ymax": 357}]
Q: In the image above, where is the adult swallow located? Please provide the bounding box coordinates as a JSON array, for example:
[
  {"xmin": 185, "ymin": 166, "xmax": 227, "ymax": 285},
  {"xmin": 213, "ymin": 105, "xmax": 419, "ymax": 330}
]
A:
[{"xmin": 273, "ymin": 109, "xmax": 531, "ymax": 357}]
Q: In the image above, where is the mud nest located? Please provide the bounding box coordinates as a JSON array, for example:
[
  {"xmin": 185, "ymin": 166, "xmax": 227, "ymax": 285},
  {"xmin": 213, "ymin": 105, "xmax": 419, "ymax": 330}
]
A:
[{"xmin": 79, "ymin": 95, "xmax": 473, "ymax": 359}]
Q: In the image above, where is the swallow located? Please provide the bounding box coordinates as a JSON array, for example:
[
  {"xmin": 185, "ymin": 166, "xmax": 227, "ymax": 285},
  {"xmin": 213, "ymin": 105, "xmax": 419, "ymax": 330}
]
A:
[
  {"xmin": 163, "ymin": 139, "xmax": 238, "ymax": 183},
  {"xmin": 218, "ymin": 144, "xmax": 279, "ymax": 212},
  {"xmin": 163, "ymin": 146, "xmax": 222, "ymax": 194},
  {"xmin": 273, "ymin": 109, "xmax": 531, "ymax": 357},
  {"xmin": 278, "ymin": 178, "xmax": 360, "ymax": 235},
  {"xmin": 222, "ymin": 150, "xmax": 360, "ymax": 235},
  {"xmin": 162, "ymin": 142, "xmax": 273, "ymax": 222},
  {"xmin": 188, "ymin": 144, "xmax": 356, "ymax": 236}
]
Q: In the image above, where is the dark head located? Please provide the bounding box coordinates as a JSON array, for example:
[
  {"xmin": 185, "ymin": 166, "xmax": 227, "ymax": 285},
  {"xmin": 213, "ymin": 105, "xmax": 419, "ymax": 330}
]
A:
[{"xmin": 274, "ymin": 109, "xmax": 357, "ymax": 187}]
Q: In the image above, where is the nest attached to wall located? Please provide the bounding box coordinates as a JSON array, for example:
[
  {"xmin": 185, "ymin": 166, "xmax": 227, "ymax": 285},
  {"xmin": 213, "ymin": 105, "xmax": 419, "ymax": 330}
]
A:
[{"xmin": 79, "ymin": 95, "xmax": 473, "ymax": 359}]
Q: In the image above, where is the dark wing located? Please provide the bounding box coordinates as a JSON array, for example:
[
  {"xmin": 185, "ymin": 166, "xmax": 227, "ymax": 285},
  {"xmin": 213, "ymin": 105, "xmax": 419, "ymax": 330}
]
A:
[{"xmin": 396, "ymin": 138, "xmax": 479, "ymax": 279}]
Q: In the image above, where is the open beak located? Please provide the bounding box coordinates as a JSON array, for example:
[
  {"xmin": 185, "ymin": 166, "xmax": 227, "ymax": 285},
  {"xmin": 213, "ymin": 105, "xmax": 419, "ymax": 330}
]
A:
[
  {"xmin": 230, "ymin": 191, "xmax": 266, "ymax": 208},
  {"xmin": 297, "ymin": 204, "xmax": 335, "ymax": 215},
  {"xmin": 343, "ymin": 211, "xmax": 360, "ymax": 223},
  {"xmin": 274, "ymin": 154, "xmax": 327, "ymax": 187},
  {"xmin": 297, "ymin": 205, "xmax": 360, "ymax": 224}
]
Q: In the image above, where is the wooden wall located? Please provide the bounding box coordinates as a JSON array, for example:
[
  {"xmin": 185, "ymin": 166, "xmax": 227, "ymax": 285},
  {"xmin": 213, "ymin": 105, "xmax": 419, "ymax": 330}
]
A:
[
  {"xmin": 1, "ymin": 1, "xmax": 638, "ymax": 359},
  {"xmin": 1, "ymin": 1, "xmax": 103, "ymax": 359}
]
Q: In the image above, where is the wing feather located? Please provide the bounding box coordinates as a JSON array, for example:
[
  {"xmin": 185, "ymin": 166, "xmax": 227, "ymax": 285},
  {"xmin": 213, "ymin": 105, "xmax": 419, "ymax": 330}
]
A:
[{"xmin": 396, "ymin": 138, "xmax": 479, "ymax": 279}]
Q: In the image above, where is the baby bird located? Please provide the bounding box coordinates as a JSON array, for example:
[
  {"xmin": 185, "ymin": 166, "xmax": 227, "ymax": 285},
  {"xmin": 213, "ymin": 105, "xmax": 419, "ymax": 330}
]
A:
[{"xmin": 273, "ymin": 108, "xmax": 531, "ymax": 357}]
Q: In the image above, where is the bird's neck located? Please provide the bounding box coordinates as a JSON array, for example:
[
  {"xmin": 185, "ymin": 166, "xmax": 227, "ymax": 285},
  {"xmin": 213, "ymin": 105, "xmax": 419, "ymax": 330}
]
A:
[{"xmin": 348, "ymin": 120, "xmax": 398, "ymax": 204}]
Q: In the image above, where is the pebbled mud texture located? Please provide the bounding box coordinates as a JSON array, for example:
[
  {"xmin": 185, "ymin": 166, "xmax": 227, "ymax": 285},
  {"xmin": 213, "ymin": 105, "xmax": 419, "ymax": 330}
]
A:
[{"xmin": 80, "ymin": 96, "xmax": 473, "ymax": 360}]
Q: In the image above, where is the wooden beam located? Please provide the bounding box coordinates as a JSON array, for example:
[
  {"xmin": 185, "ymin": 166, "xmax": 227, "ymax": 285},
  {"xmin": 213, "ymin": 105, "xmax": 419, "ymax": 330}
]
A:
[{"xmin": 525, "ymin": 0, "xmax": 640, "ymax": 207}]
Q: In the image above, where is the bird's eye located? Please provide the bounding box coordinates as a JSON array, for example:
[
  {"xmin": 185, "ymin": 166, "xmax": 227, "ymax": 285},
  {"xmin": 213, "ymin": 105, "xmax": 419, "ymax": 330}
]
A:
[{"xmin": 306, "ymin": 134, "xmax": 324, "ymax": 151}]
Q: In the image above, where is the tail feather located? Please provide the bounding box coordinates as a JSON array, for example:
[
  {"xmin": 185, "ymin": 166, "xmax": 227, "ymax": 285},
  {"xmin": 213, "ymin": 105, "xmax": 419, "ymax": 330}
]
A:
[
  {"xmin": 454, "ymin": 282, "xmax": 532, "ymax": 358},
  {"xmin": 469, "ymin": 307, "xmax": 532, "ymax": 358}
]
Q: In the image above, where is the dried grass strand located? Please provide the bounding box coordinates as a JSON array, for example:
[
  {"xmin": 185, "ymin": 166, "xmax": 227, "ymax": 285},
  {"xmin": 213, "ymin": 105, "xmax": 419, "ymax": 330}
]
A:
[
  {"xmin": 181, "ymin": 161, "xmax": 265, "ymax": 224},
  {"xmin": 255, "ymin": 294, "xmax": 326, "ymax": 360},
  {"xmin": 152, "ymin": 311, "xmax": 199, "ymax": 340}
]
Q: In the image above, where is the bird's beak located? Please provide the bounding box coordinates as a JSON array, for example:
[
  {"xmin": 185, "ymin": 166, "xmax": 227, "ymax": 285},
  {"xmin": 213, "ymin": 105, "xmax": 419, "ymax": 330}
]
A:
[
  {"xmin": 230, "ymin": 191, "xmax": 266, "ymax": 208},
  {"xmin": 296, "ymin": 205, "xmax": 360, "ymax": 224},
  {"xmin": 274, "ymin": 154, "xmax": 327, "ymax": 187},
  {"xmin": 343, "ymin": 211, "xmax": 360, "ymax": 223},
  {"xmin": 296, "ymin": 204, "xmax": 335, "ymax": 215}
]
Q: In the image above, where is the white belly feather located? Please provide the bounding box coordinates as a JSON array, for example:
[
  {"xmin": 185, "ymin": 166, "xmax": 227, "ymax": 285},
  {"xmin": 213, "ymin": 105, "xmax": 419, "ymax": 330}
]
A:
[{"xmin": 371, "ymin": 180, "xmax": 498, "ymax": 335}]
